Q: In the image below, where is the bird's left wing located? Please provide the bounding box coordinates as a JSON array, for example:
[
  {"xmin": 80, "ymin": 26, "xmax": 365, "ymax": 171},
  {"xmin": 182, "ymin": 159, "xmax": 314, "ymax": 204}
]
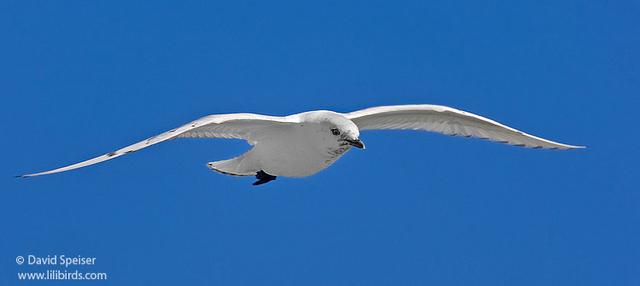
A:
[
  {"xmin": 346, "ymin": 104, "xmax": 584, "ymax": 150},
  {"xmin": 19, "ymin": 113, "xmax": 297, "ymax": 177}
]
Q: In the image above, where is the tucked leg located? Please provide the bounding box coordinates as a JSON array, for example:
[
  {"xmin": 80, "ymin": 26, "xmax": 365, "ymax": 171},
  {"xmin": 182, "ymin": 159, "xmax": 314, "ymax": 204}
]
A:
[{"xmin": 253, "ymin": 170, "xmax": 277, "ymax": 186}]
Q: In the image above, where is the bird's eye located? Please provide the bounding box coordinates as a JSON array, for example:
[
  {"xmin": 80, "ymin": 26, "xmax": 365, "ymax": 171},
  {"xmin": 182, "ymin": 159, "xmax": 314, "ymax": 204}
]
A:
[{"xmin": 331, "ymin": 128, "xmax": 341, "ymax": 136}]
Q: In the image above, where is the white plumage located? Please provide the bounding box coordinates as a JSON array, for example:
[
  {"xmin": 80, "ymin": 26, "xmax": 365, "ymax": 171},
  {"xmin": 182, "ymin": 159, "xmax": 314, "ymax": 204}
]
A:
[
  {"xmin": 20, "ymin": 104, "xmax": 584, "ymax": 184},
  {"xmin": 347, "ymin": 105, "xmax": 582, "ymax": 149}
]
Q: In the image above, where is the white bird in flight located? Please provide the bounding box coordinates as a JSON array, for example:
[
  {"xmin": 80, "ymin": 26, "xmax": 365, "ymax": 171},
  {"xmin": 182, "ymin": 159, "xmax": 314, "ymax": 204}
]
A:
[{"xmin": 20, "ymin": 104, "xmax": 584, "ymax": 185}]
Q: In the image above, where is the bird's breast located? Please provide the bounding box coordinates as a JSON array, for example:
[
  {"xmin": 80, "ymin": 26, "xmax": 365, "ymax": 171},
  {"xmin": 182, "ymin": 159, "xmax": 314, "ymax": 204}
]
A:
[{"xmin": 254, "ymin": 128, "xmax": 350, "ymax": 177}]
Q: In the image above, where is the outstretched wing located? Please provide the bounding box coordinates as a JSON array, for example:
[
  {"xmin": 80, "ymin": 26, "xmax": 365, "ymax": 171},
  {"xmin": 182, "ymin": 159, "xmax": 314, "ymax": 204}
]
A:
[
  {"xmin": 346, "ymin": 105, "xmax": 584, "ymax": 150},
  {"xmin": 19, "ymin": 113, "xmax": 297, "ymax": 177}
]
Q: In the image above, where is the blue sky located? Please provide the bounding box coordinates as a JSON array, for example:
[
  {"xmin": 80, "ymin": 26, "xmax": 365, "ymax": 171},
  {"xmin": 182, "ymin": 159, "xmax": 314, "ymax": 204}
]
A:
[{"xmin": 1, "ymin": 0, "xmax": 638, "ymax": 285}]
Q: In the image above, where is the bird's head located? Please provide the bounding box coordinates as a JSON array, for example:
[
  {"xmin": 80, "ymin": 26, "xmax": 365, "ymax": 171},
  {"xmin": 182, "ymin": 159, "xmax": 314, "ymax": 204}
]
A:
[
  {"xmin": 331, "ymin": 121, "xmax": 365, "ymax": 149},
  {"xmin": 302, "ymin": 111, "xmax": 365, "ymax": 149}
]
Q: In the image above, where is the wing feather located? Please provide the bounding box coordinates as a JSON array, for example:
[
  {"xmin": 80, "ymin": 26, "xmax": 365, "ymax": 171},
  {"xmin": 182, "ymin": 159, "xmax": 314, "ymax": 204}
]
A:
[
  {"xmin": 19, "ymin": 113, "xmax": 296, "ymax": 177},
  {"xmin": 346, "ymin": 105, "xmax": 584, "ymax": 150}
]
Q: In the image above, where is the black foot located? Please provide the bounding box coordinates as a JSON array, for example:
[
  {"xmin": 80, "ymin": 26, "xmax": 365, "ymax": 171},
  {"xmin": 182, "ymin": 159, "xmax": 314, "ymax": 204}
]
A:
[{"xmin": 253, "ymin": 170, "xmax": 277, "ymax": 186}]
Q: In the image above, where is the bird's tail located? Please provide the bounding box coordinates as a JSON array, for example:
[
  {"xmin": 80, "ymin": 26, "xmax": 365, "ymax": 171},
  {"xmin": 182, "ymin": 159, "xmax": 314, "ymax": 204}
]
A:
[{"xmin": 207, "ymin": 149, "xmax": 258, "ymax": 176}]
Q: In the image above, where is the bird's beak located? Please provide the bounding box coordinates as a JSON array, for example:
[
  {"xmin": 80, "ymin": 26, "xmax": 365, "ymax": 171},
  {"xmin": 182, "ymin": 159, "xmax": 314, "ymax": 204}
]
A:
[{"xmin": 345, "ymin": 138, "xmax": 365, "ymax": 149}]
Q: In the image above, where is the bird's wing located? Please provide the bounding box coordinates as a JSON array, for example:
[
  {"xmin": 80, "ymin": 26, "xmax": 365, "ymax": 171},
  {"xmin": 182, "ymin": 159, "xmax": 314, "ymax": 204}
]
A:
[
  {"xmin": 19, "ymin": 113, "xmax": 298, "ymax": 177},
  {"xmin": 346, "ymin": 105, "xmax": 584, "ymax": 150}
]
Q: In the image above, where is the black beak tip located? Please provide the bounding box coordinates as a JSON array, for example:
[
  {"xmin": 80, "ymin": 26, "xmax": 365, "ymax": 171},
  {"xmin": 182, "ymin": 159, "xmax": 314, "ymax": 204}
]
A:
[{"xmin": 346, "ymin": 139, "xmax": 365, "ymax": 149}]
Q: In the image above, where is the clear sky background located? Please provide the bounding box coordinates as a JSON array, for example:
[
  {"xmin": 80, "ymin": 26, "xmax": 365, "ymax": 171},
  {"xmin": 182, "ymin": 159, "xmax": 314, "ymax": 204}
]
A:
[{"xmin": 1, "ymin": 1, "xmax": 638, "ymax": 285}]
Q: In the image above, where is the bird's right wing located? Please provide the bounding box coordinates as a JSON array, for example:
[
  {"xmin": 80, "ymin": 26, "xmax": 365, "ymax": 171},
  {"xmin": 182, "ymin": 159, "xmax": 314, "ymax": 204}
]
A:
[
  {"xmin": 347, "ymin": 104, "xmax": 584, "ymax": 150},
  {"xmin": 19, "ymin": 113, "xmax": 298, "ymax": 177}
]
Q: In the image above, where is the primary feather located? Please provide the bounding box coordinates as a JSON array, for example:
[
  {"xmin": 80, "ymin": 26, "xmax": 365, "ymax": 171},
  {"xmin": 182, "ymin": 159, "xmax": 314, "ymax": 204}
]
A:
[{"xmin": 347, "ymin": 105, "xmax": 584, "ymax": 150}]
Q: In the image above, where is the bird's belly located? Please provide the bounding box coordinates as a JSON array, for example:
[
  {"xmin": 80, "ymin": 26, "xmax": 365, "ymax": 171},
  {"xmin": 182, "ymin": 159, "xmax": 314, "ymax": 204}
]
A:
[{"xmin": 256, "ymin": 143, "xmax": 348, "ymax": 177}]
